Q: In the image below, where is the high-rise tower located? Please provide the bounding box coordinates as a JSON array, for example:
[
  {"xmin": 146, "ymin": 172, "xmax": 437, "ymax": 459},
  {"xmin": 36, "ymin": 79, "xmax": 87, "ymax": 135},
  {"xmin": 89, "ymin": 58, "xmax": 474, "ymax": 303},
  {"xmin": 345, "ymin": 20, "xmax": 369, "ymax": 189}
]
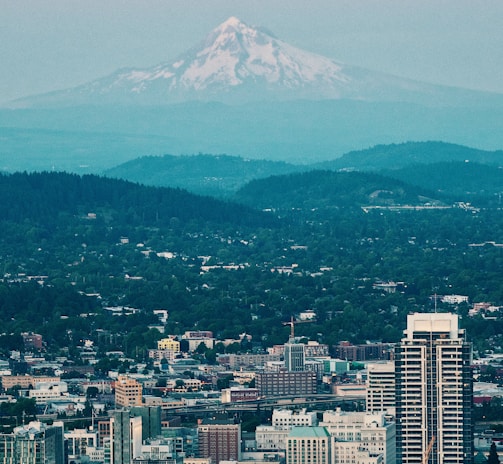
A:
[
  {"xmin": 284, "ymin": 342, "xmax": 305, "ymax": 372},
  {"xmin": 395, "ymin": 313, "xmax": 473, "ymax": 464}
]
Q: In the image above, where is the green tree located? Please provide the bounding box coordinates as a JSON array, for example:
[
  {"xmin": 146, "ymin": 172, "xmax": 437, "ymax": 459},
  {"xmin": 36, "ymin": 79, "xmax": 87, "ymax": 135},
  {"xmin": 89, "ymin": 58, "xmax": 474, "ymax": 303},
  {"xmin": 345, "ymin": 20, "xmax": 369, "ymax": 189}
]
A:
[{"xmin": 488, "ymin": 442, "xmax": 500, "ymax": 464}]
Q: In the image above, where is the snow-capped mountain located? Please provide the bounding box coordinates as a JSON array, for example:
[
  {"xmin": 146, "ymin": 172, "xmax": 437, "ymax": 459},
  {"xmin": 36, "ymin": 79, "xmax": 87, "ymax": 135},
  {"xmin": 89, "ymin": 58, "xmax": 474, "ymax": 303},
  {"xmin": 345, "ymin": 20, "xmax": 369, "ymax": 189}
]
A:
[{"xmin": 11, "ymin": 16, "xmax": 496, "ymax": 108}]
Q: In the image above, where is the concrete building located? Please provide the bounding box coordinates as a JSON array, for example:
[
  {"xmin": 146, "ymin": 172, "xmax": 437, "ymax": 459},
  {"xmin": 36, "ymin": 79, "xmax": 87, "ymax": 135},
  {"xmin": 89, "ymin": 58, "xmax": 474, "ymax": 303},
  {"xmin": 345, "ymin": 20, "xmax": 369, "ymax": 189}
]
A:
[
  {"xmin": 329, "ymin": 441, "xmax": 384, "ymax": 464},
  {"xmin": 148, "ymin": 348, "xmax": 179, "ymax": 362},
  {"xmin": 1, "ymin": 375, "xmax": 61, "ymax": 390},
  {"xmin": 255, "ymin": 371, "xmax": 317, "ymax": 397},
  {"xmin": 0, "ymin": 421, "xmax": 65, "ymax": 464},
  {"xmin": 27, "ymin": 381, "xmax": 68, "ymax": 403},
  {"xmin": 334, "ymin": 342, "xmax": 393, "ymax": 362},
  {"xmin": 255, "ymin": 426, "xmax": 290, "ymax": 451},
  {"xmin": 131, "ymin": 405, "xmax": 162, "ymax": 441},
  {"xmin": 157, "ymin": 337, "xmax": 181, "ymax": 352},
  {"xmin": 256, "ymin": 408, "xmax": 318, "ymax": 451},
  {"xmin": 304, "ymin": 341, "xmax": 330, "ymax": 358},
  {"xmin": 217, "ymin": 353, "xmax": 281, "ymax": 369},
  {"xmin": 110, "ymin": 409, "xmax": 143, "ymax": 464},
  {"xmin": 198, "ymin": 417, "xmax": 241, "ymax": 464},
  {"xmin": 115, "ymin": 375, "xmax": 143, "ymax": 407},
  {"xmin": 65, "ymin": 427, "xmax": 99, "ymax": 461},
  {"xmin": 182, "ymin": 331, "xmax": 215, "ymax": 352},
  {"xmin": 286, "ymin": 427, "xmax": 331, "ymax": 464},
  {"xmin": 320, "ymin": 409, "xmax": 395, "ymax": 464},
  {"xmin": 366, "ymin": 361, "xmax": 396, "ymax": 416},
  {"xmin": 21, "ymin": 332, "xmax": 43, "ymax": 350},
  {"xmin": 272, "ymin": 408, "xmax": 318, "ymax": 427},
  {"xmin": 284, "ymin": 342, "xmax": 305, "ymax": 372},
  {"xmin": 395, "ymin": 312, "xmax": 473, "ymax": 464},
  {"xmin": 136, "ymin": 437, "xmax": 185, "ymax": 463},
  {"xmin": 221, "ymin": 387, "xmax": 259, "ymax": 403}
]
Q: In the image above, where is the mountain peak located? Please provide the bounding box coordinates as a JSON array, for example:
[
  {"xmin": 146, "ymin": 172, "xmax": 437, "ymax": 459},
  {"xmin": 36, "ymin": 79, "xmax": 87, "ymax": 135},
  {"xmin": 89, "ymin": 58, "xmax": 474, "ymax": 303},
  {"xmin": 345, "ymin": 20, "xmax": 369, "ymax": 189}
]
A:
[
  {"xmin": 216, "ymin": 16, "xmax": 248, "ymax": 32},
  {"xmin": 10, "ymin": 17, "xmax": 494, "ymax": 109}
]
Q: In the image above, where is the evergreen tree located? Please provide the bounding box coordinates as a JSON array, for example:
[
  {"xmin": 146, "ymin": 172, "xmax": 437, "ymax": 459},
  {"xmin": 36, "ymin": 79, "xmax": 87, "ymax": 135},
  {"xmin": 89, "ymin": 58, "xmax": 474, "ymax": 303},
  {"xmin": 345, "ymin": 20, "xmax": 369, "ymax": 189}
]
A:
[{"xmin": 488, "ymin": 442, "xmax": 500, "ymax": 464}]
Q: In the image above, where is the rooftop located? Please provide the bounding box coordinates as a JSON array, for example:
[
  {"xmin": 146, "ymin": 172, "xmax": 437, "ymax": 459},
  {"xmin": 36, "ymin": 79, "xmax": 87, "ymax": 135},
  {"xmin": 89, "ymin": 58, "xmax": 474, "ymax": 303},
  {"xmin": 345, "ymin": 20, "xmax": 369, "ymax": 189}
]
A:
[{"xmin": 289, "ymin": 426, "xmax": 329, "ymax": 438}]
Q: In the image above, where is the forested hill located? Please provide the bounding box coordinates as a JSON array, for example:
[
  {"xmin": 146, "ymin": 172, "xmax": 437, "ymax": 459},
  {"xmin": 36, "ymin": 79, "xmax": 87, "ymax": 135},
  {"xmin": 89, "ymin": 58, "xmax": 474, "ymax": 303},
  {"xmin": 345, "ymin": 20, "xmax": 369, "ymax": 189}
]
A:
[
  {"xmin": 381, "ymin": 161, "xmax": 503, "ymax": 200},
  {"xmin": 316, "ymin": 141, "xmax": 503, "ymax": 171},
  {"xmin": 0, "ymin": 172, "xmax": 275, "ymax": 228},
  {"xmin": 100, "ymin": 142, "xmax": 503, "ymax": 198},
  {"xmin": 234, "ymin": 170, "xmax": 447, "ymax": 210},
  {"xmin": 104, "ymin": 154, "xmax": 304, "ymax": 197}
]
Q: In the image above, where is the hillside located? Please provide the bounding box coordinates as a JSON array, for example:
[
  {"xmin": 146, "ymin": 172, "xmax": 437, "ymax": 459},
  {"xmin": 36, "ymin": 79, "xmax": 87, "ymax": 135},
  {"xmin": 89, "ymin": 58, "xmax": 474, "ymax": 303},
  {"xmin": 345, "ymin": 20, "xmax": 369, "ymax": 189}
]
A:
[
  {"xmin": 1, "ymin": 170, "xmax": 503, "ymax": 356},
  {"xmin": 316, "ymin": 141, "xmax": 503, "ymax": 171},
  {"xmin": 104, "ymin": 154, "xmax": 304, "ymax": 196},
  {"xmin": 233, "ymin": 170, "xmax": 448, "ymax": 211},
  {"xmin": 0, "ymin": 171, "xmax": 274, "ymax": 229},
  {"xmin": 381, "ymin": 161, "xmax": 503, "ymax": 201},
  {"xmin": 100, "ymin": 142, "xmax": 503, "ymax": 199}
]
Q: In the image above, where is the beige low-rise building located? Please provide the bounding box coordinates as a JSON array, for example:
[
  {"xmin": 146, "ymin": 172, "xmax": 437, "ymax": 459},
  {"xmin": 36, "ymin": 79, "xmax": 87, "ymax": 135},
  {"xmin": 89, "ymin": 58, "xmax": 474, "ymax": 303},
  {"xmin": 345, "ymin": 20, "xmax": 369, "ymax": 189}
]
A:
[{"xmin": 1, "ymin": 375, "xmax": 61, "ymax": 390}]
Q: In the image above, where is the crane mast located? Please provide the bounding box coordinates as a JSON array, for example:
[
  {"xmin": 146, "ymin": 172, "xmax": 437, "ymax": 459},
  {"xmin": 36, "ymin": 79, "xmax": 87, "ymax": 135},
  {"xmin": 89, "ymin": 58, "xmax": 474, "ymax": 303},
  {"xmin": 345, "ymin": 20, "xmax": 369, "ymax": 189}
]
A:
[{"xmin": 422, "ymin": 436, "xmax": 436, "ymax": 464}]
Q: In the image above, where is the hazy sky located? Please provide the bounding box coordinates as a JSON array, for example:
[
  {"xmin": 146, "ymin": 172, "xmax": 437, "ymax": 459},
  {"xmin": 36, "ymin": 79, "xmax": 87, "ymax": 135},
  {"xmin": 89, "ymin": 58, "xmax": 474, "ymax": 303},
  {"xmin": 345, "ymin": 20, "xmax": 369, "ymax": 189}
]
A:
[{"xmin": 1, "ymin": 0, "xmax": 502, "ymax": 103}]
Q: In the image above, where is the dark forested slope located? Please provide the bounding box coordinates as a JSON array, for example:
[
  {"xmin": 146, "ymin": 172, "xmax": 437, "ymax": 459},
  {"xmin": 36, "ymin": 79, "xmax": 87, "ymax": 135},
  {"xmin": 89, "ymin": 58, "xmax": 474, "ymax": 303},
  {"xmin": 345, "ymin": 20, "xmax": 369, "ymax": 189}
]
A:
[
  {"xmin": 234, "ymin": 170, "xmax": 448, "ymax": 210},
  {"xmin": 0, "ymin": 171, "xmax": 275, "ymax": 228}
]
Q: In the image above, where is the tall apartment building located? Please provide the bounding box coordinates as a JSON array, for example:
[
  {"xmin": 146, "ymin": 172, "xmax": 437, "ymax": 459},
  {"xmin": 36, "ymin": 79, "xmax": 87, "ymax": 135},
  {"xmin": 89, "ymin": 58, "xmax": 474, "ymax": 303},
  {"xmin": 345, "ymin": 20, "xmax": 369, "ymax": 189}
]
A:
[
  {"xmin": 115, "ymin": 375, "xmax": 143, "ymax": 407},
  {"xmin": 395, "ymin": 312, "xmax": 473, "ymax": 464},
  {"xmin": 366, "ymin": 361, "xmax": 396, "ymax": 416},
  {"xmin": 286, "ymin": 427, "xmax": 331, "ymax": 464},
  {"xmin": 197, "ymin": 417, "xmax": 241, "ymax": 464}
]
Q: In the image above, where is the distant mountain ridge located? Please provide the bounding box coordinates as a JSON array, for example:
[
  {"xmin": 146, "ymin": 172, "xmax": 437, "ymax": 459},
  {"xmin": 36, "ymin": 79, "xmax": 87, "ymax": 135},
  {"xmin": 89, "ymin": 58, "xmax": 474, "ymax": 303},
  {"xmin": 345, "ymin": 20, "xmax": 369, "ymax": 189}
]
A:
[
  {"xmin": 8, "ymin": 17, "xmax": 503, "ymax": 108},
  {"xmin": 315, "ymin": 141, "xmax": 503, "ymax": 171},
  {"xmin": 103, "ymin": 142, "xmax": 503, "ymax": 200}
]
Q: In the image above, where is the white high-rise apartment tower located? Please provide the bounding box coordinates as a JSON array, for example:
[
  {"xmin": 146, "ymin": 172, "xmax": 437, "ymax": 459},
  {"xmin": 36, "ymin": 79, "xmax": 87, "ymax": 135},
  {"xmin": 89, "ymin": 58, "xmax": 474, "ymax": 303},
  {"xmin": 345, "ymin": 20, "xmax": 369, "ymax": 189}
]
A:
[{"xmin": 395, "ymin": 313, "xmax": 472, "ymax": 464}]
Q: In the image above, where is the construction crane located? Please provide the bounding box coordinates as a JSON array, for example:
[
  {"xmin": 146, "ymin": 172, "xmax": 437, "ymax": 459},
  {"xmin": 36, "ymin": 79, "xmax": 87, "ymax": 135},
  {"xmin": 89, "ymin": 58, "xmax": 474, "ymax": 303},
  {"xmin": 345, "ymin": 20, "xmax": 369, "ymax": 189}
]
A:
[
  {"xmin": 422, "ymin": 435, "xmax": 436, "ymax": 464},
  {"xmin": 283, "ymin": 316, "xmax": 297, "ymax": 339},
  {"xmin": 282, "ymin": 315, "xmax": 315, "ymax": 339}
]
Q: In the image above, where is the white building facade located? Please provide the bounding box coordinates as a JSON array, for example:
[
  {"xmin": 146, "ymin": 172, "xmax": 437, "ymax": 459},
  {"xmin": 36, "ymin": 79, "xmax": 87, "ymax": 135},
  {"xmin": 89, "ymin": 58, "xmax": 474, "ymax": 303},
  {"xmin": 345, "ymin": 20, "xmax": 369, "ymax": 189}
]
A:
[
  {"xmin": 319, "ymin": 409, "xmax": 395, "ymax": 464},
  {"xmin": 395, "ymin": 312, "xmax": 473, "ymax": 464}
]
